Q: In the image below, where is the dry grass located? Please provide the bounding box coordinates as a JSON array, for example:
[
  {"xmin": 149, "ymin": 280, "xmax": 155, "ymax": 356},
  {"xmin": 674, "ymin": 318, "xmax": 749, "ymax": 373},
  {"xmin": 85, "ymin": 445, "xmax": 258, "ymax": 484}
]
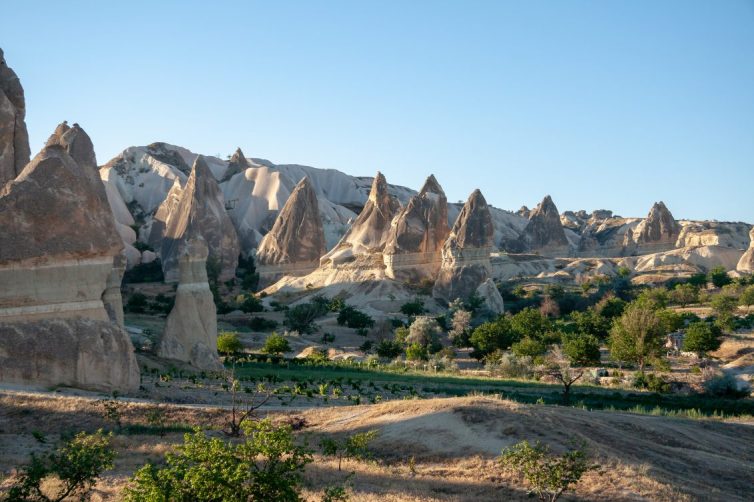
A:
[{"xmin": 1, "ymin": 392, "xmax": 753, "ymax": 501}]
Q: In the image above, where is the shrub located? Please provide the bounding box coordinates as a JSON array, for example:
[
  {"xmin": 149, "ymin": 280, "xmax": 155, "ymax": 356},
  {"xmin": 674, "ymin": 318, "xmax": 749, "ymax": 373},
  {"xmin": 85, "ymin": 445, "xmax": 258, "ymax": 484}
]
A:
[
  {"xmin": 510, "ymin": 307, "xmax": 551, "ymax": 340},
  {"xmin": 124, "ymin": 420, "xmax": 311, "ymax": 501},
  {"xmin": 709, "ymin": 266, "xmax": 732, "ymax": 288},
  {"xmin": 562, "ymin": 333, "xmax": 601, "ymax": 366},
  {"xmin": 632, "ymin": 372, "xmax": 670, "ymax": 393},
  {"xmin": 6, "ymin": 430, "xmax": 115, "ymax": 502},
  {"xmin": 375, "ymin": 339, "xmax": 403, "ymax": 359},
  {"xmin": 337, "ymin": 306, "xmax": 375, "ymax": 329},
  {"xmin": 400, "ymin": 300, "xmax": 425, "ymax": 316},
  {"xmin": 470, "ymin": 317, "xmax": 518, "ymax": 359},
  {"xmin": 248, "ymin": 316, "xmax": 278, "ymax": 331},
  {"xmin": 405, "ymin": 342, "xmax": 428, "ymax": 361},
  {"xmin": 406, "ymin": 317, "xmax": 442, "ymax": 353},
  {"xmin": 609, "ymin": 300, "xmax": 669, "ymax": 370},
  {"xmin": 284, "ymin": 303, "xmax": 326, "ymax": 333},
  {"xmin": 125, "ymin": 292, "xmax": 149, "ymax": 314},
  {"xmin": 485, "ymin": 352, "xmax": 534, "ymax": 379},
  {"xmin": 320, "ymin": 430, "xmax": 379, "ymax": 471},
  {"xmin": 217, "ymin": 332, "xmax": 243, "ymax": 355},
  {"xmin": 682, "ymin": 321, "xmax": 722, "ymax": 357},
  {"xmin": 703, "ymin": 371, "xmax": 749, "ymax": 398},
  {"xmin": 499, "ymin": 440, "xmax": 594, "ymax": 502},
  {"xmin": 239, "ymin": 294, "xmax": 264, "ymax": 313},
  {"xmin": 263, "ymin": 333, "xmax": 291, "ymax": 355},
  {"xmin": 123, "ymin": 260, "xmax": 165, "ymax": 284},
  {"xmin": 511, "ymin": 337, "xmax": 547, "ymax": 359},
  {"xmin": 448, "ymin": 309, "xmax": 472, "ymax": 347}
]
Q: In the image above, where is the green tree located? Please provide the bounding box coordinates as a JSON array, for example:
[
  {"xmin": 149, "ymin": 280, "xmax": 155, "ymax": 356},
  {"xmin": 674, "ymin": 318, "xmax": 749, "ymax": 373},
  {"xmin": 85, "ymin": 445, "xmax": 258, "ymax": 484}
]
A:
[
  {"xmin": 469, "ymin": 316, "xmax": 518, "ymax": 359},
  {"xmin": 217, "ymin": 332, "xmax": 243, "ymax": 355},
  {"xmin": 511, "ymin": 337, "xmax": 547, "ymax": 359},
  {"xmin": 510, "ymin": 307, "xmax": 551, "ymax": 340},
  {"xmin": 284, "ymin": 303, "xmax": 325, "ymax": 333},
  {"xmin": 319, "ymin": 430, "xmax": 378, "ymax": 471},
  {"xmin": 405, "ymin": 342, "xmax": 428, "ymax": 361},
  {"xmin": 562, "ymin": 333, "xmax": 601, "ymax": 366},
  {"xmin": 709, "ymin": 266, "xmax": 732, "ymax": 288},
  {"xmin": 400, "ymin": 299, "xmax": 425, "ymax": 316},
  {"xmin": 448, "ymin": 308, "xmax": 472, "ymax": 347},
  {"xmin": 500, "ymin": 440, "xmax": 594, "ymax": 502},
  {"xmin": 124, "ymin": 420, "xmax": 311, "ymax": 502},
  {"xmin": 683, "ymin": 321, "xmax": 722, "ymax": 357},
  {"xmin": 406, "ymin": 317, "xmax": 442, "ymax": 353},
  {"xmin": 710, "ymin": 293, "xmax": 738, "ymax": 332},
  {"xmin": 262, "ymin": 333, "xmax": 291, "ymax": 355},
  {"xmin": 375, "ymin": 339, "xmax": 403, "ymax": 359},
  {"xmin": 6, "ymin": 430, "xmax": 114, "ymax": 502},
  {"xmin": 608, "ymin": 300, "xmax": 668, "ymax": 370},
  {"xmin": 739, "ymin": 285, "xmax": 754, "ymax": 312},
  {"xmin": 336, "ymin": 306, "xmax": 375, "ymax": 329},
  {"xmin": 669, "ymin": 283, "xmax": 699, "ymax": 307}
]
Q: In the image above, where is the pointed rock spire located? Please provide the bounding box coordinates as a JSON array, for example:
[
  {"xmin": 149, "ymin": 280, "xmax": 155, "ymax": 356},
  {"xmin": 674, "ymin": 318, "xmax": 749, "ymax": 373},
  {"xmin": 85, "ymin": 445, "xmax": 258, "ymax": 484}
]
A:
[
  {"xmin": 221, "ymin": 147, "xmax": 251, "ymax": 182},
  {"xmin": 519, "ymin": 195, "xmax": 569, "ymax": 253},
  {"xmin": 637, "ymin": 201, "xmax": 680, "ymax": 244},
  {"xmin": 321, "ymin": 171, "xmax": 401, "ymax": 265},
  {"xmin": 160, "ymin": 155, "xmax": 240, "ymax": 283},
  {"xmin": 0, "ymin": 48, "xmax": 31, "ymax": 185},
  {"xmin": 257, "ymin": 176, "xmax": 326, "ymax": 268},
  {"xmin": 737, "ymin": 228, "xmax": 754, "ymax": 273}
]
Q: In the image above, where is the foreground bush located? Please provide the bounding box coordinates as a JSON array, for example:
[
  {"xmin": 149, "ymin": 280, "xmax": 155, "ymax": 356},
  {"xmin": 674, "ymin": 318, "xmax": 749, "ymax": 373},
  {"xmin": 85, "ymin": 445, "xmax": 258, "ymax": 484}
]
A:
[
  {"xmin": 217, "ymin": 332, "xmax": 243, "ymax": 355},
  {"xmin": 6, "ymin": 430, "xmax": 114, "ymax": 502},
  {"xmin": 124, "ymin": 420, "xmax": 312, "ymax": 502},
  {"xmin": 262, "ymin": 333, "xmax": 291, "ymax": 355},
  {"xmin": 500, "ymin": 440, "xmax": 594, "ymax": 502}
]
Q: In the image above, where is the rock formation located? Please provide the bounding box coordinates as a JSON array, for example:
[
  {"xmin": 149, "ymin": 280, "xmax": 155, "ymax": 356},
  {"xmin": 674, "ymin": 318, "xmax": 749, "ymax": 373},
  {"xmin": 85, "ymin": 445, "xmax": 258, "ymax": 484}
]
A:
[
  {"xmin": 737, "ymin": 229, "xmax": 754, "ymax": 273},
  {"xmin": 383, "ymin": 175, "xmax": 449, "ymax": 281},
  {"xmin": 433, "ymin": 189, "xmax": 494, "ymax": 303},
  {"xmin": 518, "ymin": 195, "xmax": 570, "ymax": 256},
  {"xmin": 321, "ymin": 171, "xmax": 401, "ymax": 266},
  {"xmin": 148, "ymin": 178, "xmax": 184, "ymax": 250},
  {"xmin": 221, "ymin": 147, "xmax": 250, "ymax": 182},
  {"xmin": 0, "ymin": 48, "xmax": 30, "ymax": 185},
  {"xmin": 156, "ymin": 237, "xmax": 222, "ymax": 370},
  {"xmin": 475, "ymin": 278, "xmax": 505, "ymax": 314},
  {"xmin": 257, "ymin": 177, "xmax": 326, "ymax": 286},
  {"xmin": 0, "ymin": 144, "xmax": 139, "ymax": 392},
  {"xmin": 631, "ymin": 201, "xmax": 681, "ymax": 250},
  {"xmin": 160, "ymin": 155, "xmax": 240, "ymax": 283}
]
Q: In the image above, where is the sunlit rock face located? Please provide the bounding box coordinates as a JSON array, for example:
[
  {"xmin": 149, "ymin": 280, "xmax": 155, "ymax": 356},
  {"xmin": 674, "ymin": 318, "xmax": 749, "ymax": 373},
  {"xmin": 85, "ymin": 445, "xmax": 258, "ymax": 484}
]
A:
[
  {"xmin": 0, "ymin": 48, "xmax": 30, "ymax": 185},
  {"xmin": 622, "ymin": 201, "xmax": 682, "ymax": 255},
  {"xmin": 433, "ymin": 189, "xmax": 495, "ymax": 304},
  {"xmin": 157, "ymin": 237, "xmax": 222, "ymax": 371},
  {"xmin": 321, "ymin": 171, "xmax": 401, "ymax": 266},
  {"xmin": 737, "ymin": 229, "xmax": 754, "ymax": 274},
  {"xmin": 256, "ymin": 177, "xmax": 326, "ymax": 287},
  {"xmin": 0, "ymin": 143, "xmax": 138, "ymax": 393},
  {"xmin": 516, "ymin": 195, "xmax": 570, "ymax": 257},
  {"xmin": 220, "ymin": 147, "xmax": 251, "ymax": 183},
  {"xmin": 383, "ymin": 175, "xmax": 449, "ymax": 281},
  {"xmin": 160, "ymin": 155, "xmax": 240, "ymax": 283}
]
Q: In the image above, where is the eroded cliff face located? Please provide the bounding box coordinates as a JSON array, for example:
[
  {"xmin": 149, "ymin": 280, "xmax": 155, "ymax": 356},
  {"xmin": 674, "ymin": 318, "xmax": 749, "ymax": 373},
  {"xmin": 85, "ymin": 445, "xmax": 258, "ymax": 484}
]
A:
[
  {"xmin": 160, "ymin": 155, "xmax": 240, "ymax": 283},
  {"xmin": 517, "ymin": 195, "xmax": 570, "ymax": 256},
  {"xmin": 433, "ymin": 189, "xmax": 495, "ymax": 304},
  {"xmin": 256, "ymin": 177, "xmax": 326, "ymax": 286},
  {"xmin": 321, "ymin": 171, "xmax": 401, "ymax": 266},
  {"xmin": 157, "ymin": 237, "xmax": 222, "ymax": 371},
  {"xmin": 383, "ymin": 175, "xmax": 449, "ymax": 281},
  {"xmin": 221, "ymin": 147, "xmax": 251, "ymax": 183},
  {"xmin": 0, "ymin": 48, "xmax": 30, "ymax": 185},
  {"xmin": 737, "ymin": 229, "xmax": 754, "ymax": 274},
  {"xmin": 0, "ymin": 143, "xmax": 138, "ymax": 393}
]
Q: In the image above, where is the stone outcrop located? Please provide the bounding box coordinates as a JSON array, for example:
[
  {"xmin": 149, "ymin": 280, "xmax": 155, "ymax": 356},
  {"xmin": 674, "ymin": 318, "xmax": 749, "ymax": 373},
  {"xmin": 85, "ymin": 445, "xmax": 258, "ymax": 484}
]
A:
[
  {"xmin": 160, "ymin": 155, "xmax": 240, "ymax": 283},
  {"xmin": 737, "ymin": 229, "xmax": 754, "ymax": 273},
  {"xmin": 148, "ymin": 178, "xmax": 183, "ymax": 250},
  {"xmin": 518, "ymin": 195, "xmax": 570, "ymax": 256},
  {"xmin": 157, "ymin": 237, "xmax": 222, "ymax": 370},
  {"xmin": 0, "ymin": 48, "xmax": 30, "ymax": 185},
  {"xmin": 0, "ymin": 144, "xmax": 138, "ymax": 392},
  {"xmin": 221, "ymin": 147, "xmax": 250, "ymax": 182},
  {"xmin": 257, "ymin": 177, "xmax": 326, "ymax": 286},
  {"xmin": 383, "ymin": 175, "xmax": 449, "ymax": 281},
  {"xmin": 433, "ymin": 189, "xmax": 494, "ymax": 303},
  {"xmin": 321, "ymin": 171, "xmax": 401, "ymax": 266},
  {"xmin": 631, "ymin": 201, "xmax": 680, "ymax": 249},
  {"xmin": 475, "ymin": 278, "xmax": 505, "ymax": 314}
]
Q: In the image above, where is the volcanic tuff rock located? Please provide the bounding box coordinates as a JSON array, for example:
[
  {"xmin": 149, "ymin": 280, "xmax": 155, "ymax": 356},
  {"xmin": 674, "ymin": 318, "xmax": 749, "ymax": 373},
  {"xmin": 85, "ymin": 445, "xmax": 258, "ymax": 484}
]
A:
[
  {"xmin": 157, "ymin": 237, "xmax": 222, "ymax": 370},
  {"xmin": 0, "ymin": 144, "xmax": 138, "ymax": 392},
  {"xmin": 518, "ymin": 195, "xmax": 570, "ymax": 255},
  {"xmin": 148, "ymin": 178, "xmax": 184, "ymax": 250},
  {"xmin": 737, "ymin": 229, "xmax": 754, "ymax": 273},
  {"xmin": 221, "ymin": 147, "xmax": 251, "ymax": 182},
  {"xmin": 475, "ymin": 278, "xmax": 505, "ymax": 314},
  {"xmin": 433, "ymin": 189, "xmax": 495, "ymax": 303},
  {"xmin": 160, "ymin": 155, "xmax": 240, "ymax": 283},
  {"xmin": 632, "ymin": 201, "xmax": 681, "ymax": 248},
  {"xmin": 321, "ymin": 171, "xmax": 401, "ymax": 266},
  {"xmin": 0, "ymin": 48, "xmax": 30, "ymax": 185},
  {"xmin": 256, "ymin": 177, "xmax": 326, "ymax": 286},
  {"xmin": 383, "ymin": 175, "xmax": 449, "ymax": 280}
]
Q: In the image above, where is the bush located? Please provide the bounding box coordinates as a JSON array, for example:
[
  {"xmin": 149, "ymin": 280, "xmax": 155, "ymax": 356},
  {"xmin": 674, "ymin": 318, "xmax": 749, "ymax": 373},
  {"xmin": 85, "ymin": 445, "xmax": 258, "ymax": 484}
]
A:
[
  {"xmin": 284, "ymin": 302, "xmax": 327, "ymax": 333},
  {"xmin": 248, "ymin": 316, "xmax": 278, "ymax": 331},
  {"xmin": 239, "ymin": 294, "xmax": 264, "ymax": 313},
  {"xmin": 124, "ymin": 292, "xmax": 149, "ymax": 314},
  {"xmin": 336, "ymin": 306, "xmax": 375, "ymax": 329},
  {"xmin": 405, "ymin": 343, "xmax": 428, "ymax": 361},
  {"xmin": 123, "ymin": 260, "xmax": 165, "ymax": 284},
  {"xmin": 375, "ymin": 339, "xmax": 403, "ymax": 359},
  {"xmin": 263, "ymin": 333, "xmax": 291, "ymax": 355},
  {"xmin": 319, "ymin": 430, "xmax": 378, "ymax": 471},
  {"xmin": 499, "ymin": 440, "xmax": 594, "ymax": 502},
  {"xmin": 485, "ymin": 351, "xmax": 534, "ymax": 379},
  {"xmin": 124, "ymin": 420, "xmax": 311, "ymax": 501},
  {"xmin": 682, "ymin": 321, "xmax": 722, "ymax": 357},
  {"xmin": 632, "ymin": 372, "xmax": 670, "ymax": 393},
  {"xmin": 562, "ymin": 333, "xmax": 601, "ymax": 366},
  {"xmin": 469, "ymin": 317, "xmax": 518, "ymax": 359},
  {"xmin": 510, "ymin": 307, "xmax": 551, "ymax": 340},
  {"xmin": 709, "ymin": 266, "xmax": 732, "ymax": 288},
  {"xmin": 511, "ymin": 337, "xmax": 547, "ymax": 359},
  {"xmin": 217, "ymin": 332, "xmax": 243, "ymax": 355},
  {"xmin": 400, "ymin": 300, "xmax": 425, "ymax": 316},
  {"xmin": 6, "ymin": 430, "xmax": 115, "ymax": 502},
  {"xmin": 609, "ymin": 300, "xmax": 669, "ymax": 370},
  {"xmin": 703, "ymin": 371, "xmax": 749, "ymax": 398},
  {"xmin": 406, "ymin": 317, "xmax": 442, "ymax": 353}
]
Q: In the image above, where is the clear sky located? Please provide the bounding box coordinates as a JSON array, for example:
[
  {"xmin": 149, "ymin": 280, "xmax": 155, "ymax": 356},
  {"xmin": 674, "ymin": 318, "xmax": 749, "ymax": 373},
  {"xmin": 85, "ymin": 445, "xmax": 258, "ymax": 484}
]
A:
[{"xmin": 3, "ymin": 1, "xmax": 753, "ymax": 221}]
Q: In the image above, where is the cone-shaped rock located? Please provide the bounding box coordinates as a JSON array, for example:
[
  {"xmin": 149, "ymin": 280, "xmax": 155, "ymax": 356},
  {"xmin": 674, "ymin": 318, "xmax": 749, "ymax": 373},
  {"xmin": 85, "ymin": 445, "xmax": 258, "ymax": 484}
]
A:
[
  {"xmin": 0, "ymin": 48, "xmax": 31, "ymax": 185},
  {"xmin": 149, "ymin": 178, "xmax": 184, "ymax": 249},
  {"xmin": 157, "ymin": 236, "xmax": 222, "ymax": 370},
  {"xmin": 433, "ymin": 189, "xmax": 494, "ymax": 303},
  {"xmin": 0, "ymin": 145, "xmax": 138, "ymax": 392},
  {"xmin": 257, "ymin": 177, "xmax": 326, "ymax": 286},
  {"xmin": 383, "ymin": 174, "xmax": 449, "ymax": 280},
  {"xmin": 519, "ymin": 195, "xmax": 569, "ymax": 255},
  {"xmin": 221, "ymin": 147, "xmax": 251, "ymax": 182},
  {"xmin": 636, "ymin": 201, "xmax": 680, "ymax": 245},
  {"xmin": 737, "ymin": 228, "xmax": 754, "ymax": 273},
  {"xmin": 160, "ymin": 155, "xmax": 240, "ymax": 283},
  {"xmin": 321, "ymin": 171, "xmax": 401, "ymax": 265}
]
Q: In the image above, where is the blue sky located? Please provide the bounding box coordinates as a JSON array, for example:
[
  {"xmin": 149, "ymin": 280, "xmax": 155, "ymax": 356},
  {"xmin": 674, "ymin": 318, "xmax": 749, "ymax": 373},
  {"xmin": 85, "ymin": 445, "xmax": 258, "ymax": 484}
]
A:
[{"xmin": 3, "ymin": 1, "xmax": 753, "ymax": 221}]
